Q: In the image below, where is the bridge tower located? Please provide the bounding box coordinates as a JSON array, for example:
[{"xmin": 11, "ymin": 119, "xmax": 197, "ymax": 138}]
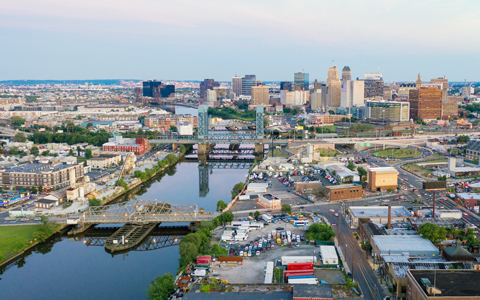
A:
[
  {"xmin": 198, "ymin": 161, "xmax": 210, "ymax": 197},
  {"xmin": 198, "ymin": 105, "xmax": 210, "ymax": 155},
  {"xmin": 255, "ymin": 105, "xmax": 265, "ymax": 156}
]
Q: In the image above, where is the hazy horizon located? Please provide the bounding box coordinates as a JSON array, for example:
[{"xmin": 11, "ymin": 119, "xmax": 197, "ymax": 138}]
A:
[{"xmin": 2, "ymin": 0, "xmax": 480, "ymax": 82}]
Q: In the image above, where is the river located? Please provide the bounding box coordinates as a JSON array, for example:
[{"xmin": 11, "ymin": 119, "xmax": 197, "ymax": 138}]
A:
[{"xmin": 0, "ymin": 106, "xmax": 251, "ymax": 300}]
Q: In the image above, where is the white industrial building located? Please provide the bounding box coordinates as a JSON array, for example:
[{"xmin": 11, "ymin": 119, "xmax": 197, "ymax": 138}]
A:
[
  {"xmin": 319, "ymin": 245, "xmax": 338, "ymax": 265},
  {"xmin": 178, "ymin": 122, "xmax": 193, "ymax": 135},
  {"xmin": 349, "ymin": 206, "xmax": 413, "ymax": 227}
]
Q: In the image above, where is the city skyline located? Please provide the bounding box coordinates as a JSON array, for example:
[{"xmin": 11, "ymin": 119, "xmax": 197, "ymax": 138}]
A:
[{"xmin": 1, "ymin": 0, "xmax": 480, "ymax": 81}]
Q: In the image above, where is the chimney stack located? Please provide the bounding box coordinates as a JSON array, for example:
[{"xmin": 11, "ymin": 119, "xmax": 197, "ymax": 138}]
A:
[{"xmin": 387, "ymin": 205, "xmax": 392, "ymax": 229}]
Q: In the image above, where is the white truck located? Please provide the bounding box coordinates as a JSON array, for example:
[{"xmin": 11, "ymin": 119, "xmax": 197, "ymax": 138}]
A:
[{"xmin": 262, "ymin": 214, "xmax": 273, "ymax": 222}]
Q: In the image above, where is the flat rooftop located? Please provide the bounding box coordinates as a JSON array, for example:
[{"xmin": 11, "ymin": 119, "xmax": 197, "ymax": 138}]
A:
[
  {"xmin": 326, "ymin": 184, "xmax": 361, "ymax": 190},
  {"xmin": 370, "ymin": 167, "xmax": 398, "ymax": 173},
  {"xmin": 372, "ymin": 235, "xmax": 438, "ymax": 254},
  {"xmin": 183, "ymin": 291, "xmax": 292, "ymax": 300},
  {"xmin": 409, "ymin": 270, "xmax": 480, "ymax": 297},
  {"xmin": 3, "ymin": 162, "xmax": 78, "ymax": 174},
  {"xmin": 350, "ymin": 206, "xmax": 412, "ymax": 218},
  {"xmin": 261, "ymin": 194, "xmax": 280, "ymax": 200},
  {"xmin": 457, "ymin": 192, "xmax": 480, "ymax": 200}
]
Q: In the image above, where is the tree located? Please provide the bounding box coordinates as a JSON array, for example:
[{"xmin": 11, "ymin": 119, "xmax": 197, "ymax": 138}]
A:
[
  {"xmin": 137, "ymin": 128, "xmax": 144, "ymax": 135},
  {"xmin": 219, "ymin": 211, "xmax": 234, "ymax": 224},
  {"xmin": 418, "ymin": 223, "xmax": 447, "ymax": 245},
  {"xmin": 88, "ymin": 198, "xmax": 101, "ymax": 206},
  {"xmin": 38, "ymin": 186, "xmax": 43, "ymax": 193},
  {"xmin": 9, "ymin": 116, "xmax": 25, "ymax": 126},
  {"xmin": 13, "ymin": 132, "xmax": 27, "ymax": 142},
  {"xmin": 254, "ymin": 211, "xmax": 260, "ymax": 218},
  {"xmin": 457, "ymin": 135, "xmax": 469, "ymax": 143},
  {"xmin": 438, "ymin": 175, "xmax": 447, "ymax": 181},
  {"xmin": 179, "ymin": 242, "xmax": 198, "ymax": 265},
  {"xmin": 146, "ymin": 273, "xmax": 175, "ymax": 300},
  {"xmin": 357, "ymin": 167, "xmax": 367, "ymax": 180},
  {"xmin": 30, "ymin": 146, "xmax": 39, "ymax": 156},
  {"xmin": 231, "ymin": 182, "xmax": 244, "ymax": 199},
  {"xmin": 86, "ymin": 123, "xmax": 94, "ymax": 129},
  {"xmin": 169, "ymin": 126, "xmax": 177, "ymax": 132},
  {"xmin": 387, "ymin": 188, "xmax": 393, "ymax": 193},
  {"xmin": 307, "ymin": 223, "xmax": 336, "ymax": 241},
  {"xmin": 347, "ymin": 160, "xmax": 356, "ymax": 171},
  {"xmin": 166, "ymin": 154, "xmax": 178, "ymax": 164},
  {"xmin": 41, "ymin": 150, "xmax": 50, "ymax": 156},
  {"xmin": 281, "ymin": 204, "xmax": 292, "ymax": 215},
  {"xmin": 216, "ymin": 200, "xmax": 227, "ymax": 212},
  {"xmin": 85, "ymin": 148, "xmax": 93, "ymax": 159},
  {"xmin": 30, "ymin": 186, "xmax": 37, "ymax": 194},
  {"xmin": 68, "ymin": 149, "xmax": 74, "ymax": 156},
  {"xmin": 77, "ymin": 146, "xmax": 81, "ymax": 156},
  {"xmin": 179, "ymin": 145, "xmax": 186, "ymax": 153}
]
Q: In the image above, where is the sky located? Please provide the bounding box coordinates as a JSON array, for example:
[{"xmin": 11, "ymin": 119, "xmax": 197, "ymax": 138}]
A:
[{"xmin": 1, "ymin": 0, "xmax": 480, "ymax": 82}]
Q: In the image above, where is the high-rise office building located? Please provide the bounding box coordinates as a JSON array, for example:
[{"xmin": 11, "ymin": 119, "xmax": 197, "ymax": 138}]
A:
[
  {"xmin": 280, "ymin": 81, "xmax": 292, "ymax": 91},
  {"xmin": 310, "ymin": 89, "xmax": 322, "ymax": 111},
  {"xmin": 206, "ymin": 90, "xmax": 216, "ymax": 107},
  {"xmin": 357, "ymin": 73, "xmax": 384, "ymax": 99},
  {"xmin": 251, "ymin": 86, "xmax": 270, "ymax": 105},
  {"xmin": 241, "ymin": 75, "xmax": 256, "ymax": 96},
  {"xmin": 327, "ymin": 66, "xmax": 341, "ymax": 107},
  {"xmin": 398, "ymin": 83, "xmax": 416, "ymax": 100},
  {"xmin": 340, "ymin": 80, "xmax": 365, "ymax": 108},
  {"xmin": 313, "ymin": 79, "xmax": 322, "ymax": 91},
  {"xmin": 342, "ymin": 66, "xmax": 352, "ymax": 81},
  {"xmin": 430, "ymin": 77, "xmax": 449, "ymax": 91},
  {"xmin": 365, "ymin": 100, "xmax": 410, "ymax": 122},
  {"xmin": 232, "ymin": 76, "xmax": 242, "ymax": 98},
  {"xmin": 200, "ymin": 79, "xmax": 219, "ymax": 100},
  {"xmin": 142, "ymin": 80, "xmax": 175, "ymax": 98},
  {"xmin": 409, "ymin": 87, "xmax": 443, "ymax": 120},
  {"xmin": 294, "ymin": 72, "xmax": 309, "ymax": 90}
]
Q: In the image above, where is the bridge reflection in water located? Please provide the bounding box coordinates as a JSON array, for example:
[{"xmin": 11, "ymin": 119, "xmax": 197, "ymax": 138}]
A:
[{"xmin": 72, "ymin": 225, "xmax": 190, "ymax": 256}]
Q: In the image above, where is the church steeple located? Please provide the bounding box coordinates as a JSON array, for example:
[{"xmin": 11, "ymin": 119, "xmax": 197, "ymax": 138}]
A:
[{"xmin": 416, "ymin": 73, "xmax": 422, "ymax": 88}]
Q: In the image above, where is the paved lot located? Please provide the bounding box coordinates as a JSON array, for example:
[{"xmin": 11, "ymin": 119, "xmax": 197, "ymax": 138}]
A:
[
  {"xmin": 314, "ymin": 269, "xmax": 346, "ymax": 284},
  {"xmin": 211, "ymin": 245, "xmax": 317, "ymax": 284}
]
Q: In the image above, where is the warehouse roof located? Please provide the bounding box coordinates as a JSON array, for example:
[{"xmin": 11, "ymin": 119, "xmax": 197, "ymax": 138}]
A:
[
  {"xmin": 350, "ymin": 206, "xmax": 412, "ymax": 218},
  {"xmin": 409, "ymin": 270, "xmax": 480, "ymax": 297},
  {"xmin": 183, "ymin": 291, "xmax": 292, "ymax": 300},
  {"xmin": 372, "ymin": 235, "xmax": 438, "ymax": 255},
  {"xmin": 293, "ymin": 284, "xmax": 333, "ymax": 299}
]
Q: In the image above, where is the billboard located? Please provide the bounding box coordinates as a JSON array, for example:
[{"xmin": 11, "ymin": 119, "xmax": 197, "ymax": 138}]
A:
[{"xmin": 423, "ymin": 181, "xmax": 447, "ymax": 191}]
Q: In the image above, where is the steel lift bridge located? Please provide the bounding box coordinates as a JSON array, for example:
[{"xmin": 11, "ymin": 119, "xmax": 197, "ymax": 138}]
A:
[{"xmin": 82, "ymin": 199, "xmax": 217, "ymax": 225}]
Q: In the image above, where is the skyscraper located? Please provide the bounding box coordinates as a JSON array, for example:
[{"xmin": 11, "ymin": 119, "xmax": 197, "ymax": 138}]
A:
[
  {"xmin": 294, "ymin": 72, "xmax": 309, "ymax": 90},
  {"xmin": 416, "ymin": 74, "xmax": 422, "ymax": 88},
  {"xmin": 200, "ymin": 79, "xmax": 219, "ymax": 100},
  {"xmin": 142, "ymin": 80, "xmax": 175, "ymax": 98},
  {"xmin": 241, "ymin": 75, "xmax": 256, "ymax": 96},
  {"xmin": 409, "ymin": 87, "xmax": 443, "ymax": 120},
  {"xmin": 357, "ymin": 73, "xmax": 384, "ymax": 99},
  {"xmin": 327, "ymin": 66, "xmax": 341, "ymax": 107},
  {"xmin": 251, "ymin": 86, "xmax": 270, "ymax": 105},
  {"xmin": 340, "ymin": 80, "xmax": 365, "ymax": 108},
  {"xmin": 280, "ymin": 81, "xmax": 292, "ymax": 91},
  {"xmin": 342, "ymin": 66, "xmax": 352, "ymax": 81},
  {"xmin": 232, "ymin": 76, "xmax": 242, "ymax": 98}
]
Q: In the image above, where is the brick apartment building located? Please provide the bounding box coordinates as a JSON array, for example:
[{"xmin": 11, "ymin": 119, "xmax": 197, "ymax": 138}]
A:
[
  {"xmin": 0, "ymin": 162, "xmax": 84, "ymax": 189},
  {"xmin": 102, "ymin": 134, "xmax": 149, "ymax": 156},
  {"xmin": 145, "ymin": 114, "xmax": 198, "ymax": 130},
  {"xmin": 325, "ymin": 184, "xmax": 363, "ymax": 201}
]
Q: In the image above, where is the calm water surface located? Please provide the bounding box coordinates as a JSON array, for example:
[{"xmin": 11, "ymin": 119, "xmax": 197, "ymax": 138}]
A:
[{"xmin": 0, "ymin": 161, "xmax": 248, "ymax": 300}]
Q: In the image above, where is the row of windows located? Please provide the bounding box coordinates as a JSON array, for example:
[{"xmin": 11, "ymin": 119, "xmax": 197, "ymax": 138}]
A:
[{"xmin": 333, "ymin": 189, "xmax": 361, "ymax": 195}]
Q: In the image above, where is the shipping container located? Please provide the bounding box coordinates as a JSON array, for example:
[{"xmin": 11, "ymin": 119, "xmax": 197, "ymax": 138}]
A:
[{"xmin": 287, "ymin": 262, "xmax": 314, "ymax": 271}]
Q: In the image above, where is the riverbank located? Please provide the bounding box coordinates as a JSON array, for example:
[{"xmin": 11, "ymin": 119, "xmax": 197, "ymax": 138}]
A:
[
  {"xmin": 0, "ymin": 147, "xmax": 191, "ymax": 267},
  {"xmin": 0, "ymin": 222, "xmax": 70, "ymax": 268},
  {"xmin": 97, "ymin": 146, "xmax": 190, "ymax": 206}
]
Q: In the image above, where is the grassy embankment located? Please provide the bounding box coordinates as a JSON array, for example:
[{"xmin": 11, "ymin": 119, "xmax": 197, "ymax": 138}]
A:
[
  {"xmin": 0, "ymin": 225, "xmax": 42, "ymax": 262},
  {"xmin": 373, "ymin": 148, "xmax": 420, "ymax": 159},
  {"xmin": 402, "ymin": 159, "xmax": 447, "ymax": 177}
]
